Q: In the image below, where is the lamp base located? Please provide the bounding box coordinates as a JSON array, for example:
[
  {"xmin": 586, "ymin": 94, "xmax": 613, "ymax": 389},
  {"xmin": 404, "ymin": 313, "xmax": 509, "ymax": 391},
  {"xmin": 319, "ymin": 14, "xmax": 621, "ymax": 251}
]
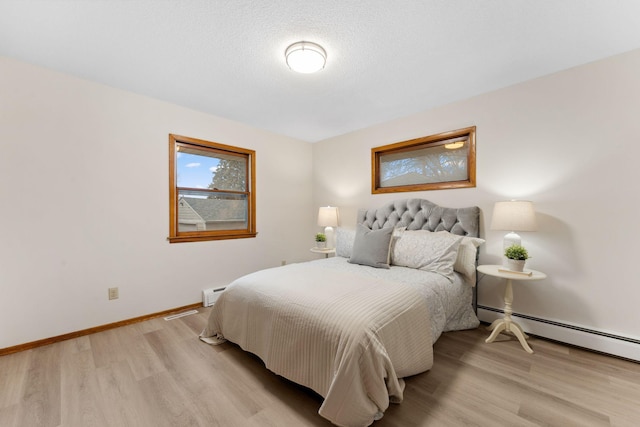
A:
[
  {"xmin": 503, "ymin": 232, "xmax": 521, "ymax": 251},
  {"xmin": 324, "ymin": 226, "xmax": 335, "ymax": 250}
]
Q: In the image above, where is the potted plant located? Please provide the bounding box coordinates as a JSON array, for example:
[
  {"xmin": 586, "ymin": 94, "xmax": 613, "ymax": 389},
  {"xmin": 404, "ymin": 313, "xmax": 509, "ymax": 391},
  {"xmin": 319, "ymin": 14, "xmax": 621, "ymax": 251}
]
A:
[
  {"xmin": 315, "ymin": 233, "xmax": 327, "ymax": 249},
  {"xmin": 504, "ymin": 244, "xmax": 530, "ymax": 272}
]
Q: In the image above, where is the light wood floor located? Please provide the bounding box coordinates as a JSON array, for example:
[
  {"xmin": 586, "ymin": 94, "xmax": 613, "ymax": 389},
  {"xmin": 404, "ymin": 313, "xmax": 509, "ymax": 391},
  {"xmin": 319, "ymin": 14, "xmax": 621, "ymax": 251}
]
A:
[{"xmin": 1, "ymin": 307, "xmax": 639, "ymax": 427}]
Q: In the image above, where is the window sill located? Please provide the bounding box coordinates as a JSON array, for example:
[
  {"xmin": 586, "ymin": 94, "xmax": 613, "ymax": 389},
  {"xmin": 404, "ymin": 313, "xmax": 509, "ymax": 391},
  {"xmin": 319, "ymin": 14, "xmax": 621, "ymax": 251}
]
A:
[{"xmin": 167, "ymin": 232, "xmax": 258, "ymax": 243}]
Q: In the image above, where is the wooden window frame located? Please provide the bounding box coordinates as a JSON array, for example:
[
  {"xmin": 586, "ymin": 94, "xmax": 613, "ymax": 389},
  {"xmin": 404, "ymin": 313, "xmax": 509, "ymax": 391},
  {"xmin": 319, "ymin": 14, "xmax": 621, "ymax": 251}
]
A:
[
  {"xmin": 168, "ymin": 134, "xmax": 256, "ymax": 243},
  {"xmin": 372, "ymin": 126, "xmax": 476, "ymax": 194}
]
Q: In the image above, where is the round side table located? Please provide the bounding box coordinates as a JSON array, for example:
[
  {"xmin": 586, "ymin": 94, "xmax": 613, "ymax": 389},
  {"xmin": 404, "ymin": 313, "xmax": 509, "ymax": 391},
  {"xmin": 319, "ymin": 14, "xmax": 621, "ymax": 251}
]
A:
[
  {"xmin": 310, "ymin": 248, "xmax": 336, "ymax": 258},
  {"xmin": 477, "ymin": 264, "xmax": 547, "ymax": 354}
]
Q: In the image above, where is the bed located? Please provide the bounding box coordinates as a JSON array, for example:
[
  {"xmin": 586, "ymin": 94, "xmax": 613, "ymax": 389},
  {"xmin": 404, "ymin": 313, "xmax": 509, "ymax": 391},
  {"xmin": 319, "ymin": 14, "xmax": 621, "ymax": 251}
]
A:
[{"xmin": 200, "ymin": 199, "xmax": 482, "ymax": 426}]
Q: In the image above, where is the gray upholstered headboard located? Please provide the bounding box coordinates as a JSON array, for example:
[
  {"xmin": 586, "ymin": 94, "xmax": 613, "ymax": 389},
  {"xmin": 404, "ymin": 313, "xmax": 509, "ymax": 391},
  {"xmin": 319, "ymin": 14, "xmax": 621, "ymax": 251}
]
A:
[{"xmin": 357, "ymin": 199, "xmax": 480, "ymax": 238}]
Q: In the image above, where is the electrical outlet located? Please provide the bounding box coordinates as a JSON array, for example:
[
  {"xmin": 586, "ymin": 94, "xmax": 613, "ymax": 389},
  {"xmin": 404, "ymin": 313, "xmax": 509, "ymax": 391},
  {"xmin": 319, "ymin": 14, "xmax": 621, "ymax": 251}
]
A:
[{"xmin": 108, "ymin": 287, "xmax": 119, "ymax": 300}]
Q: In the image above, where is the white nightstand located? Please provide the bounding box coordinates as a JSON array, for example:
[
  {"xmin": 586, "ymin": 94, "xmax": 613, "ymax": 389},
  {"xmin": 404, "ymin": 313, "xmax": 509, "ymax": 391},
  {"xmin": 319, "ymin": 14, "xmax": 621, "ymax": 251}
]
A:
[
  {"xmin": 477, "ymin": 264, "xmax": 547, "ymax": 354},
  {"xmin": 310, "ymin": 248, "xmax": 336, "ymax": 258}
]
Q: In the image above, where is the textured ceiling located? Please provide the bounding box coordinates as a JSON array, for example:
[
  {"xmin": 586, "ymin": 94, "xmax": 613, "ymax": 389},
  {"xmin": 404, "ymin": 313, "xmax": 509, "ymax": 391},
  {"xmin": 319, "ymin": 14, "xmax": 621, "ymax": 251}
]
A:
[{"xmin": 2, "ymin": 1, "xmax": 640, "ymax": 142}]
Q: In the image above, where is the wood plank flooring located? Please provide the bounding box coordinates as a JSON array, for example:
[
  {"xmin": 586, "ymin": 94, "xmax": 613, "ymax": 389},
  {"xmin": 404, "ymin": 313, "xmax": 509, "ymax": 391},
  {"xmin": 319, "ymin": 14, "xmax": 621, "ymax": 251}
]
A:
[{"xmin": 1, "ymin": 307, "xmax": 638, "ymax": 426}]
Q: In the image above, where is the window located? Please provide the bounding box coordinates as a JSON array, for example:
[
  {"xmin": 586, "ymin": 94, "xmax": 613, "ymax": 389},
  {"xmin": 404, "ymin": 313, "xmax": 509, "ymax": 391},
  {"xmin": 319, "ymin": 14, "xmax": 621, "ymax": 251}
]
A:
[
  {"xmin": 372, "ymin": 126, "xmax": 476, "ymax": 193},
  {"xmin": 168, "ymin": 134, "xmax": 256, "ymax": 243}
]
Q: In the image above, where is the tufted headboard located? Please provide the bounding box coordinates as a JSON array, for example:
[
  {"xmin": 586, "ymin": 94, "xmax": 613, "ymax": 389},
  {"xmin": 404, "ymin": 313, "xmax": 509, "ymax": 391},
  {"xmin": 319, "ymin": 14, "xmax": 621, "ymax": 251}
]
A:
[{"xmin": 357, "ymin": 199, "xmax": 480, "ymax": 237}]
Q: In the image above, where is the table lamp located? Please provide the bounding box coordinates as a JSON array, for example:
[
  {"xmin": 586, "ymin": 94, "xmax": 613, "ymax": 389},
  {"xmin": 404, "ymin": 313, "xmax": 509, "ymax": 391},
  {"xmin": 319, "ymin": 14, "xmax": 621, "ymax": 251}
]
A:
[
  {"xmin": 490, "ymin": 200, "xmax": 537, "ymax": 250},
  {"xmin": 317, "ymin": 206, "xmax": 339, "ymax": 249}
]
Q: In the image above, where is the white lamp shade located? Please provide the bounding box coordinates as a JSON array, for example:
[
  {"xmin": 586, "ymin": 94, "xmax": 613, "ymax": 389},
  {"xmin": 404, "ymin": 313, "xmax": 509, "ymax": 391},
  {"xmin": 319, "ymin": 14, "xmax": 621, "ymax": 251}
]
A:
[
  {"xmin": 490, "ymin": 200, "xmax": 537, "ymax": 232},
  {"xmin": 285, "ymin": 41, "xmax": 326, "ymax": 74},
  {"xmin": 317, "ymin": 206, "xmax": 338, "ymax": 227}
]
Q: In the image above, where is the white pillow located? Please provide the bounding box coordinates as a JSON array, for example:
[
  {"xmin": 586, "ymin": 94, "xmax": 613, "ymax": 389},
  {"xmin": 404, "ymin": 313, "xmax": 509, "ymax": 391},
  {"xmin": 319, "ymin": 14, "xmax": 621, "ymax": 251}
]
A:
[
  {"xmin": 391, "ymin": 230, "xmax": 462, "ymax": 280},
  {"xmin": 336, "ymin": 227, "xmax": 356, "ymax": 258},
  {"xmin": 454, "ymin": 236, "xmax": 485, "ymax": 285}
]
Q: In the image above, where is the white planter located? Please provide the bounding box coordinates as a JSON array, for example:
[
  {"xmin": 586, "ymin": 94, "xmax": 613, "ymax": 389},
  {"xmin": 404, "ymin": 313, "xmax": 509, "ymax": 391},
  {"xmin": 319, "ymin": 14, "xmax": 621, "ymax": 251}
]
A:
[
  {"xmin": 504, "ymin": 258, "xmax": 526, "ymax": 272},
  {"xmin": 315, "ymin": 242, "xmax": 326, "ymax": 249}
]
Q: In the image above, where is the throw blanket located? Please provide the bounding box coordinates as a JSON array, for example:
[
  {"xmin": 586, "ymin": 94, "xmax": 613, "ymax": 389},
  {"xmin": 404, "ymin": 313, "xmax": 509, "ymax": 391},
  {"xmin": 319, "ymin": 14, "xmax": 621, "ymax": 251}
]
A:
[{"xmin": 200, "ymin": 263, "xmax": 434, "ymax": 427}]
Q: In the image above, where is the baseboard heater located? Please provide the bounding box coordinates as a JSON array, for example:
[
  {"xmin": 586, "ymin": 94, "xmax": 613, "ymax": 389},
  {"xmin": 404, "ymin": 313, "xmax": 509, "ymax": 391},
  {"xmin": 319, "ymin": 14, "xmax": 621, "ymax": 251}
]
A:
[
  {"xmin": 202, "ymin": 287, "xmax": 226, "ymax": 307},
  {"xmin": 477, "ymin": 305, "xmax": 640, "ymax": 362}
]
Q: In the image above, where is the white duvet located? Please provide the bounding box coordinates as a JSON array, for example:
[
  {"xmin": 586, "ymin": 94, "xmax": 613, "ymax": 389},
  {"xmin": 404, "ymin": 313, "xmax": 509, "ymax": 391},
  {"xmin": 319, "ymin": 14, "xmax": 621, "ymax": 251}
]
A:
[{"xmin": 200, "ymin": 258, "xmax": 478, "ymax": 426}]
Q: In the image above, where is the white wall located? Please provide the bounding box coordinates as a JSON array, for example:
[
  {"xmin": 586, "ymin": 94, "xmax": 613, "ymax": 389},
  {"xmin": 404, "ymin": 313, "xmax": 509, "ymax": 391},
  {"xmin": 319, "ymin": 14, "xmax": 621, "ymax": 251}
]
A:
[
  {"xmin": 3, "ymin": 49, "xmax": 639, "ymax": 358},
  {"xmin": 0, "ymin": 57, "xmax": 314, "ymax": 349},
  {"xmin": 313, "ymin": 49, "xmax": 640, "ymax": 358}
]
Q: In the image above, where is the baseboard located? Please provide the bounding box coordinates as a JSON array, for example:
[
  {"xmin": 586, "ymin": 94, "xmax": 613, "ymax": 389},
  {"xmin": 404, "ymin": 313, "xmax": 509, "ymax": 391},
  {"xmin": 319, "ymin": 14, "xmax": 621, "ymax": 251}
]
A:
[
  {"xmin": 478, "ymin": 306, "xmax": 640, "ymax": 362},
  {"xmin": 0, "ymin": 302, "xmax": 202, "ymax": 357}
]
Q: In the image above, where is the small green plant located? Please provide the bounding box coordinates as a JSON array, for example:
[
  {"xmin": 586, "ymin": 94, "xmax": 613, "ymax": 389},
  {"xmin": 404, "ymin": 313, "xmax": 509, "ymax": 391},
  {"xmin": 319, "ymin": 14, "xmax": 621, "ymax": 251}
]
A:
[
  {"xmin": 504, "ymin": 244, "xmax": 529, "ymax": 260},
  {"xmin": 315, "ymin": 233, "xmax": 326, "ymax": 242}
]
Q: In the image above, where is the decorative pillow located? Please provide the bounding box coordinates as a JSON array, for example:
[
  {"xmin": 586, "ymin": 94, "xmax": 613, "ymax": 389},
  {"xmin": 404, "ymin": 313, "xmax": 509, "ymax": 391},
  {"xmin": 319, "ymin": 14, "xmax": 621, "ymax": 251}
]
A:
[
  {"xmin": 391, "ymin": 230, "xmax": 462, "ymax": 280},
  {"xmin": 454, "ymin": 236, "xmax": 485, "ymax": 285},
  {"xmin": 348, "ymin": 225, "xmax": 394, "ymax": 269},
  {"xmin": 336, "ymin": 227, "xmax": 356, "ymax": 258}
]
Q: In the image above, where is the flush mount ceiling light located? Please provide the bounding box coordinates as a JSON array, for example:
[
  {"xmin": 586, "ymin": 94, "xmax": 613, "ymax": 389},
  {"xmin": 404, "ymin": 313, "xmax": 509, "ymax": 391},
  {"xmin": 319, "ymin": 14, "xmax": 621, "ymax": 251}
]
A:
[{"xmin": 285, "ymin": 41, "xmax": 327, "ymax": 74}]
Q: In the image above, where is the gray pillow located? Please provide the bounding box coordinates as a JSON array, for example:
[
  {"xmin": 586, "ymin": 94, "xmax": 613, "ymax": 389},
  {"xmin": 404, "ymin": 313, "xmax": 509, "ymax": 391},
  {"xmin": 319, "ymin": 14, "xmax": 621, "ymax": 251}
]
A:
[{"xmin": 348, "ymin": 224, "xmax": 393, "ymax": 269}]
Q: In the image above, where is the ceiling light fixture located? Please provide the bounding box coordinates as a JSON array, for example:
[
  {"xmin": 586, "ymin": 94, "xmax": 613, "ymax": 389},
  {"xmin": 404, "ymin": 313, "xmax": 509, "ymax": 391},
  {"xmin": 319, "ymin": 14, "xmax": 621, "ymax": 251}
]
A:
[{"xmin": 285, "ymin": 41, "xmax": 327, "ymax": 74}]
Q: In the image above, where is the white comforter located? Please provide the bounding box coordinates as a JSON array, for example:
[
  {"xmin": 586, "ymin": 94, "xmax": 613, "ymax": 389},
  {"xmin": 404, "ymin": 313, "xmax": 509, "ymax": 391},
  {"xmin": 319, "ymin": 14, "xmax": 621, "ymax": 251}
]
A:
[{"xmin": 201, "ymin": 258, "xmax": 478, "ymax": 426}]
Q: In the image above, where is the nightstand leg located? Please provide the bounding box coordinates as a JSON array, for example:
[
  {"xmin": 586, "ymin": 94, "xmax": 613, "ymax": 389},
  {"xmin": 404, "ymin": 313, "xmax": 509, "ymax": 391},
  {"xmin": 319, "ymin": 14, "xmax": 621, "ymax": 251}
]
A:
[
  {"xmin": 510, "ymin": 324, "xmax": 534, "ymax": 354},
  {"xmin": 503, "ymin": 279, "xmax": 514, "ymax": 323},
  {"xmin": 511, "ymin": 322, "xmax": 530, "ymax": 339},
  {"xmin": 485, "ymin": 278, "xmax": 534, "ymax": 353},
  {"xmin": 485, "ymin": 320, "xmax": 506, "ymax": 343},
  {"xmin": 486, "ymin": 318, "xmax": 503, "ymax": 331}
]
